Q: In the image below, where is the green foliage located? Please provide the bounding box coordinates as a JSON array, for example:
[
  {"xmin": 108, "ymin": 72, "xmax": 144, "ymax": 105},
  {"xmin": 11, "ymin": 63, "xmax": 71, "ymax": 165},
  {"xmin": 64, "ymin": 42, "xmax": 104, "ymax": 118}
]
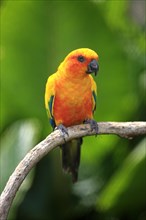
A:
[
  {"xmin": 97, "ymin": 139, "xmax": 146, "ymax": 215},
  {"xmin": 0, "ymin": 119, "xmax": 41, "ymax": 219},
  {"xmin": 0, "ymin": 0, "xmax": 145, "ymax": 220}
]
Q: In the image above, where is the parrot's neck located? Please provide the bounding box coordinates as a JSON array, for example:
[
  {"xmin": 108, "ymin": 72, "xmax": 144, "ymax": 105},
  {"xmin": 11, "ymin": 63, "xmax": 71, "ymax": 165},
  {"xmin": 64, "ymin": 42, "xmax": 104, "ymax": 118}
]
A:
[{"xmin": 57, "ymin": 68, "xmax": 89, "ymax": 81}]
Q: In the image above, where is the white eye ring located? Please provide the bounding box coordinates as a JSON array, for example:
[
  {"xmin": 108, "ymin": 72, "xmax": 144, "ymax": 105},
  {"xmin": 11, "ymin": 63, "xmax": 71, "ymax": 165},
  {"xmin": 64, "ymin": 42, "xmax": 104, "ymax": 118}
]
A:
[{"xmin": 77, "ymin": 56, "xmax": 85, "ymax": 63}]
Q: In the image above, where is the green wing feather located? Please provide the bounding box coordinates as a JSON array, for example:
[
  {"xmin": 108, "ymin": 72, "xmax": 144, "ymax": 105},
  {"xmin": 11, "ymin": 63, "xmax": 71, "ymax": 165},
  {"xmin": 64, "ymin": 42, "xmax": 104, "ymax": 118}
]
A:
[
  {"xmin": 90, "ymin": 75, "xmax": 97, "ymax": 114},
  {"xmin": 45, "ymin": 75, "xmax": 56, "ymax": 128}
]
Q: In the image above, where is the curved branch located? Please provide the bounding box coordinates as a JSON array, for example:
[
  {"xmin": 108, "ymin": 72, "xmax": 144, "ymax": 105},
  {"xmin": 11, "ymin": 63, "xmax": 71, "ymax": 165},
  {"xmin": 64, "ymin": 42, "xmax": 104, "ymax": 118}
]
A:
[{"xmin": 0, "ymin": 121, "xmax": 146, "ymax": 219}]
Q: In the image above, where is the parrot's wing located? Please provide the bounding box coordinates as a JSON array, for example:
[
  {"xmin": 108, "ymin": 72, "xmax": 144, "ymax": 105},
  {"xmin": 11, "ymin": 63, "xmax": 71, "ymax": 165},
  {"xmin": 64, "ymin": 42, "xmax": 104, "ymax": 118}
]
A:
[
  {"xmin": 45, "ymin": 74, "xmax": 56, "ymax": 129},
  {"xmin": 90, "ymin": 75, "xmax": 97, "ymax": 113}
]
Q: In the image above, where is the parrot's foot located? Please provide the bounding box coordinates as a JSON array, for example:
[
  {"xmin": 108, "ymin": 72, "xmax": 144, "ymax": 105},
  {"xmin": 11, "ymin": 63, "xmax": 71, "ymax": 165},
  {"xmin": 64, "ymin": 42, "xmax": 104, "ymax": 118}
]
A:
[
  {"xmin": 55, "ymin": 124, "xmax": 69, "ymax": 141},
  {"xmin": 84, "ymin": 119, "xmax": 98, "ymax": 134}
]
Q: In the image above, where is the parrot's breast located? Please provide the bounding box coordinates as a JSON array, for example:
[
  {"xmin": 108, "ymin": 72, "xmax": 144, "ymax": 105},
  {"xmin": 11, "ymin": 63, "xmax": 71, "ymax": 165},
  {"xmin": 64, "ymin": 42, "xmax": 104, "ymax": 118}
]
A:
[{"xmin": 53, "ymin": 77, "xmax": 93, "ymax": 127}]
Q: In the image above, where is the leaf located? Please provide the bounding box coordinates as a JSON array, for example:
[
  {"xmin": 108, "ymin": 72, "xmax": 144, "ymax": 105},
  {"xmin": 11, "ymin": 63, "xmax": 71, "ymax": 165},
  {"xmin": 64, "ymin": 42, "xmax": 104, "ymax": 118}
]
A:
[
  {"xmin": 0, "ymin": 119, "xmax": 41, "ymax": 219},
  {"xmin": 97, "ymin": 138, "xmax": 146, "ymax": 215}
]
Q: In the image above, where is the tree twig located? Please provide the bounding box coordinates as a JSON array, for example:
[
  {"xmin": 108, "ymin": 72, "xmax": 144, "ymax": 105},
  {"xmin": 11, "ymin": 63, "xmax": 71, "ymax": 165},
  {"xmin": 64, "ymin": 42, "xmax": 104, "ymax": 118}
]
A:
[{"xmin": 0, "ymin": 121, "xmax": 146, "ymax": 220}]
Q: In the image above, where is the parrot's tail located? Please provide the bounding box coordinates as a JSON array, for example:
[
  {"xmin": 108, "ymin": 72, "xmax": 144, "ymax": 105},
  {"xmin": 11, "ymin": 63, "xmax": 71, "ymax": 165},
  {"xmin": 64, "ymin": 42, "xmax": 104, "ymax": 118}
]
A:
[{"xmin": 61, "ymin": 138, "xmax": 83, "ymax": 183}]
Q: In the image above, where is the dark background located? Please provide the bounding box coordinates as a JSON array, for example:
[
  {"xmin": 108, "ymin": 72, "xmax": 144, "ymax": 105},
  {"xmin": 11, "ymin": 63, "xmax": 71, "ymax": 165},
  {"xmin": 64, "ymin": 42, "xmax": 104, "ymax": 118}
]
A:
[{"xmin": 1, "ymin": 0, "xmax": 146, "ymax": 220}]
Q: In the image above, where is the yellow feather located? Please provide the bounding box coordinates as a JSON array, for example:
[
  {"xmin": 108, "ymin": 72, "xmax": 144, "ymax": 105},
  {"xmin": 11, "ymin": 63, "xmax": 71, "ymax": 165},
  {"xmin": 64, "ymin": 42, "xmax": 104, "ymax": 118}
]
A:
[{"xmin": 45, "ymin": 74, "xmax": 56, "ymax": 118}]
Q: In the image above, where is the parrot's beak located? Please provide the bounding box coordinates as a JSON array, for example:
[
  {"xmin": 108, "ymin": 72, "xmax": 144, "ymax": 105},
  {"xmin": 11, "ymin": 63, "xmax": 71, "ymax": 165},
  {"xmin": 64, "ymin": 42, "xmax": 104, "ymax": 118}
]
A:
[{"xmin": 86, "ymin": 59, "xmax": 99, "ymax": 76}]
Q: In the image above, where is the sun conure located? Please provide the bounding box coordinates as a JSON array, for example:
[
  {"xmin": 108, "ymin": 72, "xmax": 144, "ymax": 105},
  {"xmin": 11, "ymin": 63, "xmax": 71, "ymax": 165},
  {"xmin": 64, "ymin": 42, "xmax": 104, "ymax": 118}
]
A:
[{"xmin": 45, "ymin": 48, "xmax": 99, "ymax": 182}]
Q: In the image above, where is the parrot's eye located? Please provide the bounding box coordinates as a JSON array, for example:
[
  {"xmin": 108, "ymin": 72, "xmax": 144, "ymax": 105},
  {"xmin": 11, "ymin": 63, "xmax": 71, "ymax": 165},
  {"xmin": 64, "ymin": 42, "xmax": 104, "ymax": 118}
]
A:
[{"xmin": 77, "ymin": 55, "xmax": 85, "ymax": 63}]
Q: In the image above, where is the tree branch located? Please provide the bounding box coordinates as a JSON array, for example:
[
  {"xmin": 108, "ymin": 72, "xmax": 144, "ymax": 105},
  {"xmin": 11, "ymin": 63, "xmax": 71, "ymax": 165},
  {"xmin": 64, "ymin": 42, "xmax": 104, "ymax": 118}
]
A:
[{"xmin": 0, "ymin": 121, "xmax": 146, "ymax": 219}]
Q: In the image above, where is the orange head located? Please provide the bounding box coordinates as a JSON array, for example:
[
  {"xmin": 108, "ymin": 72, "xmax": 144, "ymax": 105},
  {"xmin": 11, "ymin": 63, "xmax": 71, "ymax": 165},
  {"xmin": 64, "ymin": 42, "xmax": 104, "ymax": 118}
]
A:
[{"xmin": 58, "ymin": 48, "xmax": 99, "ymax": 78}]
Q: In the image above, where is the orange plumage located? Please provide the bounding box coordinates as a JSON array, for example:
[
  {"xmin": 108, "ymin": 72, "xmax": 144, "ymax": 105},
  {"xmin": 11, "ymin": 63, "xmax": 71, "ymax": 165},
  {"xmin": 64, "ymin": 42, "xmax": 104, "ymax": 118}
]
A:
[{"xmin": 45, "ymin": 48, "xmax": 99, "ymax": 182}]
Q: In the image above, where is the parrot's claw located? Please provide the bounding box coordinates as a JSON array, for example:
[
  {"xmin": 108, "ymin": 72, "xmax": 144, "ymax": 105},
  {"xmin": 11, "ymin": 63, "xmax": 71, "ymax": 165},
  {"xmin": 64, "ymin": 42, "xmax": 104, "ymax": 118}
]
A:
[
  {"xmin": 84, "ymin": 119, "xmax": 98, "ymax": 134},
  {"xmin": 55, "ymin": 124, "xmax": 69, "ymax": 140}
]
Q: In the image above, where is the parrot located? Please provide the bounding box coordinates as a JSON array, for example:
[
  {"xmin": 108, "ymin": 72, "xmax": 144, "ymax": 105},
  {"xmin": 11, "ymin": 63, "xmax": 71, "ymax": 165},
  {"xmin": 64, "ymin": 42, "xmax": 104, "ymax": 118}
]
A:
[{"xmin": 45, "ymin": 48, "xmax": 99, "ymax": 182}]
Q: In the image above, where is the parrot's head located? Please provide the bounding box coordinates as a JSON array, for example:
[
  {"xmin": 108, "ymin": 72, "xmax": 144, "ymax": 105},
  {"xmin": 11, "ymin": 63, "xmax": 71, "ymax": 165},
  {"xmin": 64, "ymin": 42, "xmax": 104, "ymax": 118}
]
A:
[{"xmin": 58, "ymin": 48, "xmax": 99, "ymax": 78}]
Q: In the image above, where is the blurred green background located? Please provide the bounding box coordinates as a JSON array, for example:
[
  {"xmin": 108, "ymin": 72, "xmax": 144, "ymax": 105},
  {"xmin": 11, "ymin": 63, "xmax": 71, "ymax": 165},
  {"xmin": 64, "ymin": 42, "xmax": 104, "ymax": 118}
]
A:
[{"xmin": 0, "ymin": 0, "xmax": 146, "ymax": 220}]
